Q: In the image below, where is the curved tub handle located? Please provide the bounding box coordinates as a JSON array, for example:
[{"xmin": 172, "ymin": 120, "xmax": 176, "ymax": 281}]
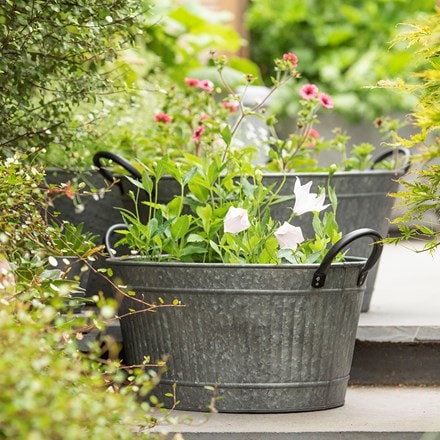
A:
[
  {"xmin": 93, "ymin": 151, "xmax": 142, "ymax": 183},
  {"xmin": 312, "ymin": 228, "xmax": 383, "ymax": 288},
  {"xmin": 370, "ymin": 146, "xmax": 411, "ymax": 174},
  {"xmin": 104, "ymin": 223, "xmax": 128, "ymax": 258}
]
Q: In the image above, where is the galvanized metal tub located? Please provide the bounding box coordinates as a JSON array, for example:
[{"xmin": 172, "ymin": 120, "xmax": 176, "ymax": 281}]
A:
[{"xmin": 107, "ymin": 229, "xmax": 382, "ymax": 412}]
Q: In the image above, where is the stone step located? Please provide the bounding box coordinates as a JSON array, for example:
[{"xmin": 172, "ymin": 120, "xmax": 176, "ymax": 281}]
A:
[
  {"xmin": 351, "ymin": 339, "xmax": 440, "ymax": 385},
  {"xmin": 146, "ymin": 385, "xmax": 440, "ymax": 439}
]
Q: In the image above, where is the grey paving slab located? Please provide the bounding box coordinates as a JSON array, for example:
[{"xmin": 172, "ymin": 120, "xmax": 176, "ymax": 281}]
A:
[
  {"xmin": 148, "ymin": 386, "xmax": 440, "ymax": 438},
  {"xmin": 163, "ymin": 434, "xmax": 440, "ymax": 440},
  {"xmin": 356, "ymin": 325, "xmax": 440, "ymax": 342},
  {"xmin": 357, "ymin": 241, "xmax": 440, "ymax": 341}
]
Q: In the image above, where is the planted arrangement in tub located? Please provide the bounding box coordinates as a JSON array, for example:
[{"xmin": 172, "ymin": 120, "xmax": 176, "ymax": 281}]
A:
[{"xmin": 105, "ymin": 152, "xmax": 383, "ymax": 412}]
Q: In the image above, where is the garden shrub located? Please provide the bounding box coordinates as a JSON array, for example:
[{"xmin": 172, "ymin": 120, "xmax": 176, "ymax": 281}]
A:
[
  {"xmin": 0, "ymin": 154, "xmax": 165, "ymax": 438},
  {"xmin": 0, "ymin": 0, "xmax": 148, "ymax": 161},
  {"xmin": 0, "ymin": 293, "xmax": 161, "ymax": 439}
]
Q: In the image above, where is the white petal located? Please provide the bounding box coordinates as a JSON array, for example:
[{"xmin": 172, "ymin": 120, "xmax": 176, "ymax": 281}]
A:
[
  {"xmin": 224, "ymin": 207, "xmax": 251, "ymax": 233},
  {"xmin": 293, "ymin": 178, "xmax": 329, "ymax": 216},
  {"xmin": 274, "ymin": 222, "xmax": 305, "ymax": 250}
]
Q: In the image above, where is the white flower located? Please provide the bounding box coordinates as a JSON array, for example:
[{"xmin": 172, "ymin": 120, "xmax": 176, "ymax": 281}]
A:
[
  {"xmin": 274, "ymin": 222, "xmax": 305, "ymax": 250},
  {"xmin": 293, "ymin": 178, "xmax": 330, "ymax": 216},
  {"xmin": 224, "ymin": 206, "xmax": 251, "ymax": 233}
]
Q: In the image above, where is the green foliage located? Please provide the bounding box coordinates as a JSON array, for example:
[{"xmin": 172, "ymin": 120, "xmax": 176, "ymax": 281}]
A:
[
  {"xmin": 0, "ymin": 152, "xmax": 100, "ymax": 262},
  {"xmin": 21, "ymin": 1, "xmax": 254, "ymax": 170},
  {"xmin": 0, "ymin": 150, "xmax": 166, "ymax": 438},
  {"xmin": 388, "ymin": 165, "xmax": 440, "ymax": 252},
  {"xmin": 0, "ymin": 0, "xmax": 147, "ymax": 159},
  {"xmin": 0, "ymin": 288, "xmax": 159, "ymax": 438},
  {"xmin": 0, "ymin": 152, "xmax": 54, "ymax": 260},
  {"xmin": 379, "ymin": 10, "xmax": 440, "ymax": 251},
  {"xmin": 116, "ymin": 150, "xmax": 341, "ymax": 264},
  {"xmin": 245, "ymin": 0, "xmax": 436, "ymax": 121},
  {"xmin": 48, "ymin": 221, "xmax": 100, "ymax": 257}
]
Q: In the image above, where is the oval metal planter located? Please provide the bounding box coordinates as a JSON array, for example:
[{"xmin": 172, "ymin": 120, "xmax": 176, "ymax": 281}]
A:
[{"xmin": 105, "ymin": 229, "xmax": 382, "ymax": 413}]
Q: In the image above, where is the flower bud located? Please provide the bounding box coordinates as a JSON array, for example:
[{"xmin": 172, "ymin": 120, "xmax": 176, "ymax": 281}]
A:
[
  {"xmin": 329, "ymin": 164, "xmax": 338, "ymax": 174},
  {"xmin": 255, "ymin": 169, "xmax": 263, "ymax": 183}
]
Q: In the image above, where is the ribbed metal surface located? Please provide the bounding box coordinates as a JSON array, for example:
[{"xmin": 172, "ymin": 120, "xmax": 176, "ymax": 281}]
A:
[{"xmin": 109, "ymin": 260, "xmax": 366, "ymax": 412}]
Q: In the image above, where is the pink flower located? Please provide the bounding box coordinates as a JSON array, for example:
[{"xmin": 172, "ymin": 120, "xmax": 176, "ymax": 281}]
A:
[
  {"xmin": 319, "ymin": 93, "xmax": 334, "ymax": 109},
  {"xmin": 199, "ymin": 113, "xmax": 210, "ymax": 121},
  {"xmin": 224, "ymin": 206, "xmax": 251, "ymax": 233},
  {"xmin": 283, "ymin": 52, "xmax": 298, "ymax": 67},
  {"xmin": 185, "ymin": 77, "xmax": 200, "ymax": 87},
  {"xmin": 198, "ymin": 79, "xmax": 214, "ymax": 92},
  {"xmin": 222, "ymin": 100, "xmax": 239, "ymax": 113},
  {"xmin": 306, "ymin": 128, "xmax": 320, "ymax": 148},
  {"xmin": 154, "ymin": 112, "xmax": 172, "ymax": 124},
  {"xmin": 307, "ymin": 128, "xmax": 320, "ymax": 139},
  {"xmin": 293, "ymin": 178, "xmax": 330, "ymax": 216},
  {"xmin": 185, "ymin": 77, "xmax": 214, "ymax": 91},
  {"xmin": 299, "ymin": 84, "xmax": 319, "ymax": 100},
  {"xmin": 192, "ymin": 125, "xmax": 205, "ymax": 142},
  {"xmin": 274, "ymin": 222, "xmax": 304, "ymax": 250}
]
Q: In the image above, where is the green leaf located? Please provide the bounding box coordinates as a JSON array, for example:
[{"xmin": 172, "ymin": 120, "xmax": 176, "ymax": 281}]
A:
[
  {"xmin": 125, "ymin": 175, "xmax": 145, "ymax": 191},
  {"xmin": 180, "ymin": 245, "xmax": 207, "ymax": 256},
  {"xmin": 167, "ymin": 196, "xmax": 184, "ymax": 217},
  {"xmin": 221, "ymin": 124, "xmax": 232, "ymax": 146},
  {"xmin": 327, "ymin": 184, "xmax": 338, "ymax": 214},
  {"xmin": 209, "ymin": 240, "xmax": 223, "ymax": 258},
  {"xmin": 171, "ymin": 215, "xmax": 191, "ymax": 240},
  {"xmin": 207, "ymin": 161, "xmax": 222, "ymax": 186},
  {"xmin": 182, "ymin": 166, "xmax": 198, "ymax": 186},
  {"xmin": 196, "ymin": 204, "xmax": 213, "ymax": 233},
  {"xmin": 155, "ymin": 159, "xmax": 167, "ymax": 181},
  {"xmin": 147, "ymin": 218, "xmax": 159, "ymax": 236},
  {"xmin": 162, "ymin": 159, "xmax": 183, "ymax": 183},
  {"xmin": 188, "ymin": 178, "xmax": 209, "ymax": 202},
  {"xmin": 312, "ymin": 213, "xmax": 324, "ymax": 236},
  {"xmin": 141, "ymin": 172, "xmax": 154, "ymax": 196},
  {"xmin": 187, "ymin": 233, "xmax": 204, "ymax": 243},
  {"xmin": 242, "ymin": 178, "xmax": 256, "ymax": 198}
]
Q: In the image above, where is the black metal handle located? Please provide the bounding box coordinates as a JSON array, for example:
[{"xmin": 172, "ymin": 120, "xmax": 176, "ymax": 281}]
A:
[
  {"xmin": 370, "ymin": 147, "xmax": 411, "ymax": 174},
  {"xmin": 311, "ymin": 228, "xmax": 383, "ymax": 288},
  {"xmin": 93, "ymin": 151, "xmax": 142, "ymax": 183},
  {"xmin": 104, "ymin": 223, "xmax": 128, "ymax": 258}
]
